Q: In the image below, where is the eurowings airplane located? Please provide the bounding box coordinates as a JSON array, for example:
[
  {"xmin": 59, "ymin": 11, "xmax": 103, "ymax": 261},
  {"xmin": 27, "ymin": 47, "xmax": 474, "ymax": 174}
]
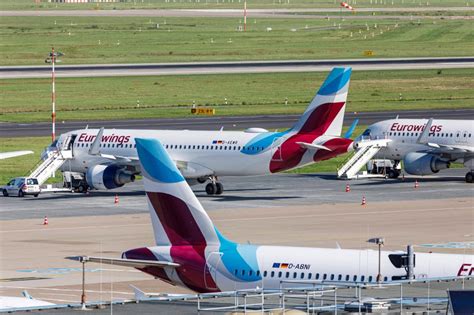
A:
[
  {"xmin": 45, "ymin": 67, "xmax": 354, "ymax": 194},
  {"xmin": 67, "ymin": 138, "xmax": 474, "ymax": 293},
  {"xmin": 357, "ymin": 118, "xmax": 474, "ymax": 182}
]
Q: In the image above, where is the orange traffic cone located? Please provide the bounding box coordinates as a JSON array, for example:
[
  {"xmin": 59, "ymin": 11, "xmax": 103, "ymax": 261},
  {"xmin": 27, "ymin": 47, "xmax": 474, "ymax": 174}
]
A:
[
  {"xmin": 114, "ymin": 194, "xmax": 119, "ymax": 204},
  {"xmin": 345, "ymin": 184, "xmax": 351, "ymax": 193},
  {"xmin": 361, "ymin": 196, "xmax": 366, "ymax": 206},
  {"xmin": 414, "ymin": 180, "xmax": 419, "ymax": 189},
  {"xmin": 43, "ymin": 216, "xmax": 48, "ymax": 226}
]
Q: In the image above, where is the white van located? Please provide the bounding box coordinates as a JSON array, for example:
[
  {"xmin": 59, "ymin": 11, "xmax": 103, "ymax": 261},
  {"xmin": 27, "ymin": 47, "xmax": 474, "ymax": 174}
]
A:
[{"xmin": 2, "ymin": 177, "xmax": 41, "ymax": 197}]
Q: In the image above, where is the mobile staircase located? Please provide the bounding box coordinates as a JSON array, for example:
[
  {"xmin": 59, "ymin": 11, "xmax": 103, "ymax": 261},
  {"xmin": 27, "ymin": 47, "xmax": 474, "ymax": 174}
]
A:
[
  {"xmin": 28, "ymin": 137, "xmax": 73, "ymax": 186},
  {"xmin": 337, "ymin": 139, "xmax": 391, "ymax": 179}
]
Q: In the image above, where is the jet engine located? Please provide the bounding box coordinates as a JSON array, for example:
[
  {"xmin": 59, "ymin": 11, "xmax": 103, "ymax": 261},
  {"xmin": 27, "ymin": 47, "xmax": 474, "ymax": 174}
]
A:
[
  {"xmin": 85, "ymin": 164, "xmax": 135, "ymax": 190},
  {"xmin": 403, "ymin": 152, "xmax": 450, "ymax": 175}
]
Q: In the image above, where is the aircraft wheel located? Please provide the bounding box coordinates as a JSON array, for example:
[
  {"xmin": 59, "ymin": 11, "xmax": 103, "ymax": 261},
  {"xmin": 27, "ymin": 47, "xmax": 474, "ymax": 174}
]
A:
[
  {"xmin": 205, "ymin": 183, "xmax": 217, "ymax": 195},
  {"xmin": 466, "ymin": 172, "xmax": 473, "ymax": 183},
  {"xmin": 18, "ymin": 190, "xmax": 24, "ymax": 197},
  {"xmin": 77, "ymin": 184, "xmax": 87, "ymax": 193},
  {"xmin": 387, "ymin": 170, "xmax": 399, "ymax": 179},
  {"xmin": 215, "ymin": 182, "xmax": 224, "ymax": 195},
  {"xmin": 2, "ymin": 189, "xmax": 8, "ymax": 197},
  {"xmin": 34, "ymin": 194, "xmax": 39, "ymax": 198}
]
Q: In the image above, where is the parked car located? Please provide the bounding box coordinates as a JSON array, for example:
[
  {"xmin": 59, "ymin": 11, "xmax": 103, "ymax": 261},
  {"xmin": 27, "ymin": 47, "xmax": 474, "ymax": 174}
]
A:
[{"xmin": 2, "ymin": 177, "xmax": 41, "ymax": 197}]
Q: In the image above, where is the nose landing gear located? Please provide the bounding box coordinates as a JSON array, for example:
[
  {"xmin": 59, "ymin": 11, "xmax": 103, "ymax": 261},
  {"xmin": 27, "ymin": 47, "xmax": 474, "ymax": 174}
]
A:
[
  {"xmin": 466, "ymin": 171, "xmax": 473, "ymax": 183},
  {"xmin": 205, "ymin": 176, "xmax": 224, "ymax": 195}
]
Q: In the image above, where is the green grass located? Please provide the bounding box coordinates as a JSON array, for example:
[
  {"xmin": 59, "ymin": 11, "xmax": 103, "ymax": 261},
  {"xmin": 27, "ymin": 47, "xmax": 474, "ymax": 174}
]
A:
[
  {"xmin": 1, "ymin": 0, "xmax": 472, "ymax": 10},
  {"xmin": 0, "ymin": 137, "xmax": 61, "ymax": 185},
  {"xmin": 1, "ymin": 69, "xmax": 473, "ymax": 123},
  {"xmin": 1, "ymin": 16, "xmax": 473, "ymax": 65}
]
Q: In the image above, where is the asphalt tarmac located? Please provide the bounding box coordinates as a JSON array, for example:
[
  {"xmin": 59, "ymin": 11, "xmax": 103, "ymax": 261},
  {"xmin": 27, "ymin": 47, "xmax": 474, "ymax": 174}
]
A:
[
  {"xmin": 2, "ymin": 108, "xmax": 473, "ymax": 138},
  {"xmin": 2, "ymin": 57, "xmax": 473, "ymax": 79},
  {"xmin": 1, "ymin": 169, "xmax": 472, "ymax": 220}
]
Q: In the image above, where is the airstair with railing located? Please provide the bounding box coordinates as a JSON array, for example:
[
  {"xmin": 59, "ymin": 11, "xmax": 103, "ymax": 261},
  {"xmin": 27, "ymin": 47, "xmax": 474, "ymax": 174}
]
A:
[
  {"xmin": 337, "ymin": 139, "xmax": 391, "ymax": 179},
  {"xmin": 28, "ymin": 136, "xmax": 73, "ymax": 186}
]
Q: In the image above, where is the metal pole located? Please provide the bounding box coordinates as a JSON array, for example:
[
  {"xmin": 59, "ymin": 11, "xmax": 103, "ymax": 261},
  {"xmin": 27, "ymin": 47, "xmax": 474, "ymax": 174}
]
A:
[
  {"xmin": 377, "ymin": 243, "xmax": 382, "ymax": 283},
  {"xmin": 81, "ymin": 261, "xmax": 86, "ymax": 310},
  {"xmin": 51, "ymin": 47, "xmax": 56, "ymax": 143}
]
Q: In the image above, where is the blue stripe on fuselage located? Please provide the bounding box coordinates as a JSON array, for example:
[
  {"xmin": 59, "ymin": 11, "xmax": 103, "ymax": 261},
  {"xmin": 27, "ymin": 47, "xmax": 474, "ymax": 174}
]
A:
[
  {"xmin": 240, "ymin": 130, "xmax": 290, "ymax": 155},
  {"xmin": 215, "ymin": 229, "xmax": 261, "ymax": 282}
]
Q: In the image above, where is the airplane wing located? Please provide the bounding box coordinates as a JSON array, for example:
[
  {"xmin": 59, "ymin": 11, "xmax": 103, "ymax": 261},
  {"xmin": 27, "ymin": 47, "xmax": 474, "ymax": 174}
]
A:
[
  {"xmin": 0, "ymin": 150, "xmax": 33, "ymax": 160},
  {"xmin": 66, "ymin": 256, "xmax": 180, "ymax": 269},
  {"xmin": 416, "ymin": 118, "xmax": 474, "ymax": 159}
]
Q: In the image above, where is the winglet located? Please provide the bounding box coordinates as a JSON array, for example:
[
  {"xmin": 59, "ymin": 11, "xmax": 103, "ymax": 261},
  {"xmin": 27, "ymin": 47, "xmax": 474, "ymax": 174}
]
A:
[
  {"xmin": 344, "ymin": 118, "xmax": 359, "ymax": 139},
  {"xmin": 417, "ymin": 118, "xmax": 433, "ymax": 144},
  {"xmin": 88, "ymin": 127, "xmax": 104, "ymax": 155}
]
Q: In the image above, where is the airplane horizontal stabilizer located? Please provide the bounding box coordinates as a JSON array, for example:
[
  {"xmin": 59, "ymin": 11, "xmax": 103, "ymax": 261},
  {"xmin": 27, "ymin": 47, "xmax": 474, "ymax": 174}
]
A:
[
  {"xmin": 66, "ymin": 256, "xmax": 180, "ymax": 269},
  {"xmin": 296, "ymin": 142, "xmax": 332, "ymax": 151}
]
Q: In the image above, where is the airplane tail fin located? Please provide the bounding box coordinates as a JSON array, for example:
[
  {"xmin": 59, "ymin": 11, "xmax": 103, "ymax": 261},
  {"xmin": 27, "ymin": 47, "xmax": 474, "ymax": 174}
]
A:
[
  {"xmin": 291, "ymin": 67, "xmax": 352, "ymax": 137},
  {"xmin": 135, "ymin": 138, "xmax": 219, "ymax": 247}
]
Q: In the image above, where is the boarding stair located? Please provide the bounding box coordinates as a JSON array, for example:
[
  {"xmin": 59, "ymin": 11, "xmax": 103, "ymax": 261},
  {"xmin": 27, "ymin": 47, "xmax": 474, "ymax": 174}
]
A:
[
  {"xmin": 29, "ymin": 138, "xmax": 73, "ymax": 185},
  {"xmin": 337, "ymin": 139, "xmax": 390, "ymax": 179}
]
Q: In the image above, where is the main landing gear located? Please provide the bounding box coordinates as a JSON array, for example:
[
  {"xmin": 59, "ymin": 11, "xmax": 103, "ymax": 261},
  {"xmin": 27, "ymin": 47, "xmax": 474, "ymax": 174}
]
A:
[
  {"xmin": 466, "ymin": 171, "xmax": 474, "ymax": 183},
  {"xmin": 204, "ymin": 176, "xmax": 224, "ymax": 195}
]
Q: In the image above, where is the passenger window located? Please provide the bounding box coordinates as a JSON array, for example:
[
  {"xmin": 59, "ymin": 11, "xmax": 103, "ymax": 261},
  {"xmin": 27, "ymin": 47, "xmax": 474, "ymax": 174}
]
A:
[
  {"xmin": 368, "ymin": 276, "xmax": 373, "ymax": 282},
  {"xmin": 271, "ymin": 271, "xmax": 275, "ymax": 278},
  {"xmin": 323, "ymin": 274, "xmax": 327, "ymax": 280},
  {"xmin": 308, "ymin": 273, "xmax": 312, "ymax": 279},
  {"xmin": 256, "ymin": 271, "xmax": 260, "ymax": 277},
  {"xmin": 278, "ymin": 271, "xmax": 282, "ymax": 278},
  {"xmin": 300, "ymin": 273, "xmax": 304, "ymax": 279},
  {"xmin": 353, "ymin": 275, "xmax": 357, "ymax": 282},
  {"xmin": 361, "ymin": 275, "xmax": 365, "ymax": 282},
  {"xmin": 338, "ymin": 274, "xmax": 342, "ymax": 281},
  {"xmin": 345, "ymin": 275, "xmax": 350, "ymax": 281},
  {"xmin": 286, "ymin": 272, "xmax": 290, "ymax": 278},
  {"xmin": 330, "ymin": 274, "xmax": 334, "ymax": 280},
  {"xmin": 293, "ymin": 272, "xmax": 297, "ymax": 279},
  {"xmin": 241, "ymin": 270, "xmax": 245, "ymax": 276},
  {"xmin": 249, "ymin": 270, "xmax": 253, "ymax": 276},
  {"xmin": 316, "ymin": 273, "xmax": 319, "ymax": 280},
  {"xmin": 263, "ymin": 271, "xmax": 267, "ymax": 277},
  {"xmin": 234, "ymin": 269, "xmax": 238, "ymax": 275},
  {"xmin": 384, "ymin": 276, "xmax": 388, "ymax": 281}
]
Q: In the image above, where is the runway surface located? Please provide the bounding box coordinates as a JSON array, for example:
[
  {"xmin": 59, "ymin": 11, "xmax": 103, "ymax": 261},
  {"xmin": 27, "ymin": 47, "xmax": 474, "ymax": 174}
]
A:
[
  {"xmin": 2, "ymin": 7, "xmax": 473, "ymax": 18},
  {"xmin": 2, "ymin": 57, "xmax": 473, "ymax": 79},
  {"xmin": 2, "ymin": 108, "xmax": 473, "ymax": 138}
]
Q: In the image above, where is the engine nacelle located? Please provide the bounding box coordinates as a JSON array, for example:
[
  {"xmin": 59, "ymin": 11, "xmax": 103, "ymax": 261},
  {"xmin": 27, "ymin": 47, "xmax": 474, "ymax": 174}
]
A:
[
  {"xmin": 403, "ymin": 152, "xmax": 450, "ymax": 175},
  {"xmin": 85, "ymin": 164, "xmax": 135, "ymax": 190}
]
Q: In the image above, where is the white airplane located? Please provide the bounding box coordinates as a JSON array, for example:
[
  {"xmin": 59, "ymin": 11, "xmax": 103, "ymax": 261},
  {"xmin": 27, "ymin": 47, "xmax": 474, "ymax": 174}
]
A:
[
  {"xmin": 356, "ymin": 118, "xmax": 474, "ymax": 182},
  {"xmin": 67, "ymin": 138, "xmax": 474, "ymax": 293},
  {"xmin": 44, "ymin": 67, "xmax": 355, "ymax": 194},
  {"xmin": 0, "ymin": 151, "xmax": 33, "ymax": 160}
]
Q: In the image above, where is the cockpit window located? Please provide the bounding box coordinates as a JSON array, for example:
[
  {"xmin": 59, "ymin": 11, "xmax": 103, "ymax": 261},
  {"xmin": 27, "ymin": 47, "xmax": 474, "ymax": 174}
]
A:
[
  {"xmin": 50, "ymin": 139, "xmax": 59, "ymax": 148},
  {"xmin": 362, "ymin": 129, "xmax": 371, "ymax": 137}
]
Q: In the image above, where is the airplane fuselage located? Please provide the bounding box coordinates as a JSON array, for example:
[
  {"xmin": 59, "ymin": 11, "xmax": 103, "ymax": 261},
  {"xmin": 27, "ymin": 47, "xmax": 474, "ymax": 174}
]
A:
[
  {"xmin": 125, "ymin": 243, "xmax": 473, "ymax": 293},
  {"xmin": 57, "ymin": 128, "xmax": 353, "ymax": 178},
  {"xmin": 359, "ymin": 119, "xmax": 473, "ymax": 163}
]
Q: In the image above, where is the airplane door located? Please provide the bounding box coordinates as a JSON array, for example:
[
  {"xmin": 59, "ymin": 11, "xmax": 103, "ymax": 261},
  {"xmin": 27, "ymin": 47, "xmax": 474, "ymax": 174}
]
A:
[
  {"xmin": 63, "ymin": 134, "xmax": 77, "ymax": 156},
  {"xmin": 271, "ymin": 137, "xmax": 284, "ymax": 161},
  {"xmin": 204, "ymin": 252, "xmax": 222, "ymax": 290}
]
